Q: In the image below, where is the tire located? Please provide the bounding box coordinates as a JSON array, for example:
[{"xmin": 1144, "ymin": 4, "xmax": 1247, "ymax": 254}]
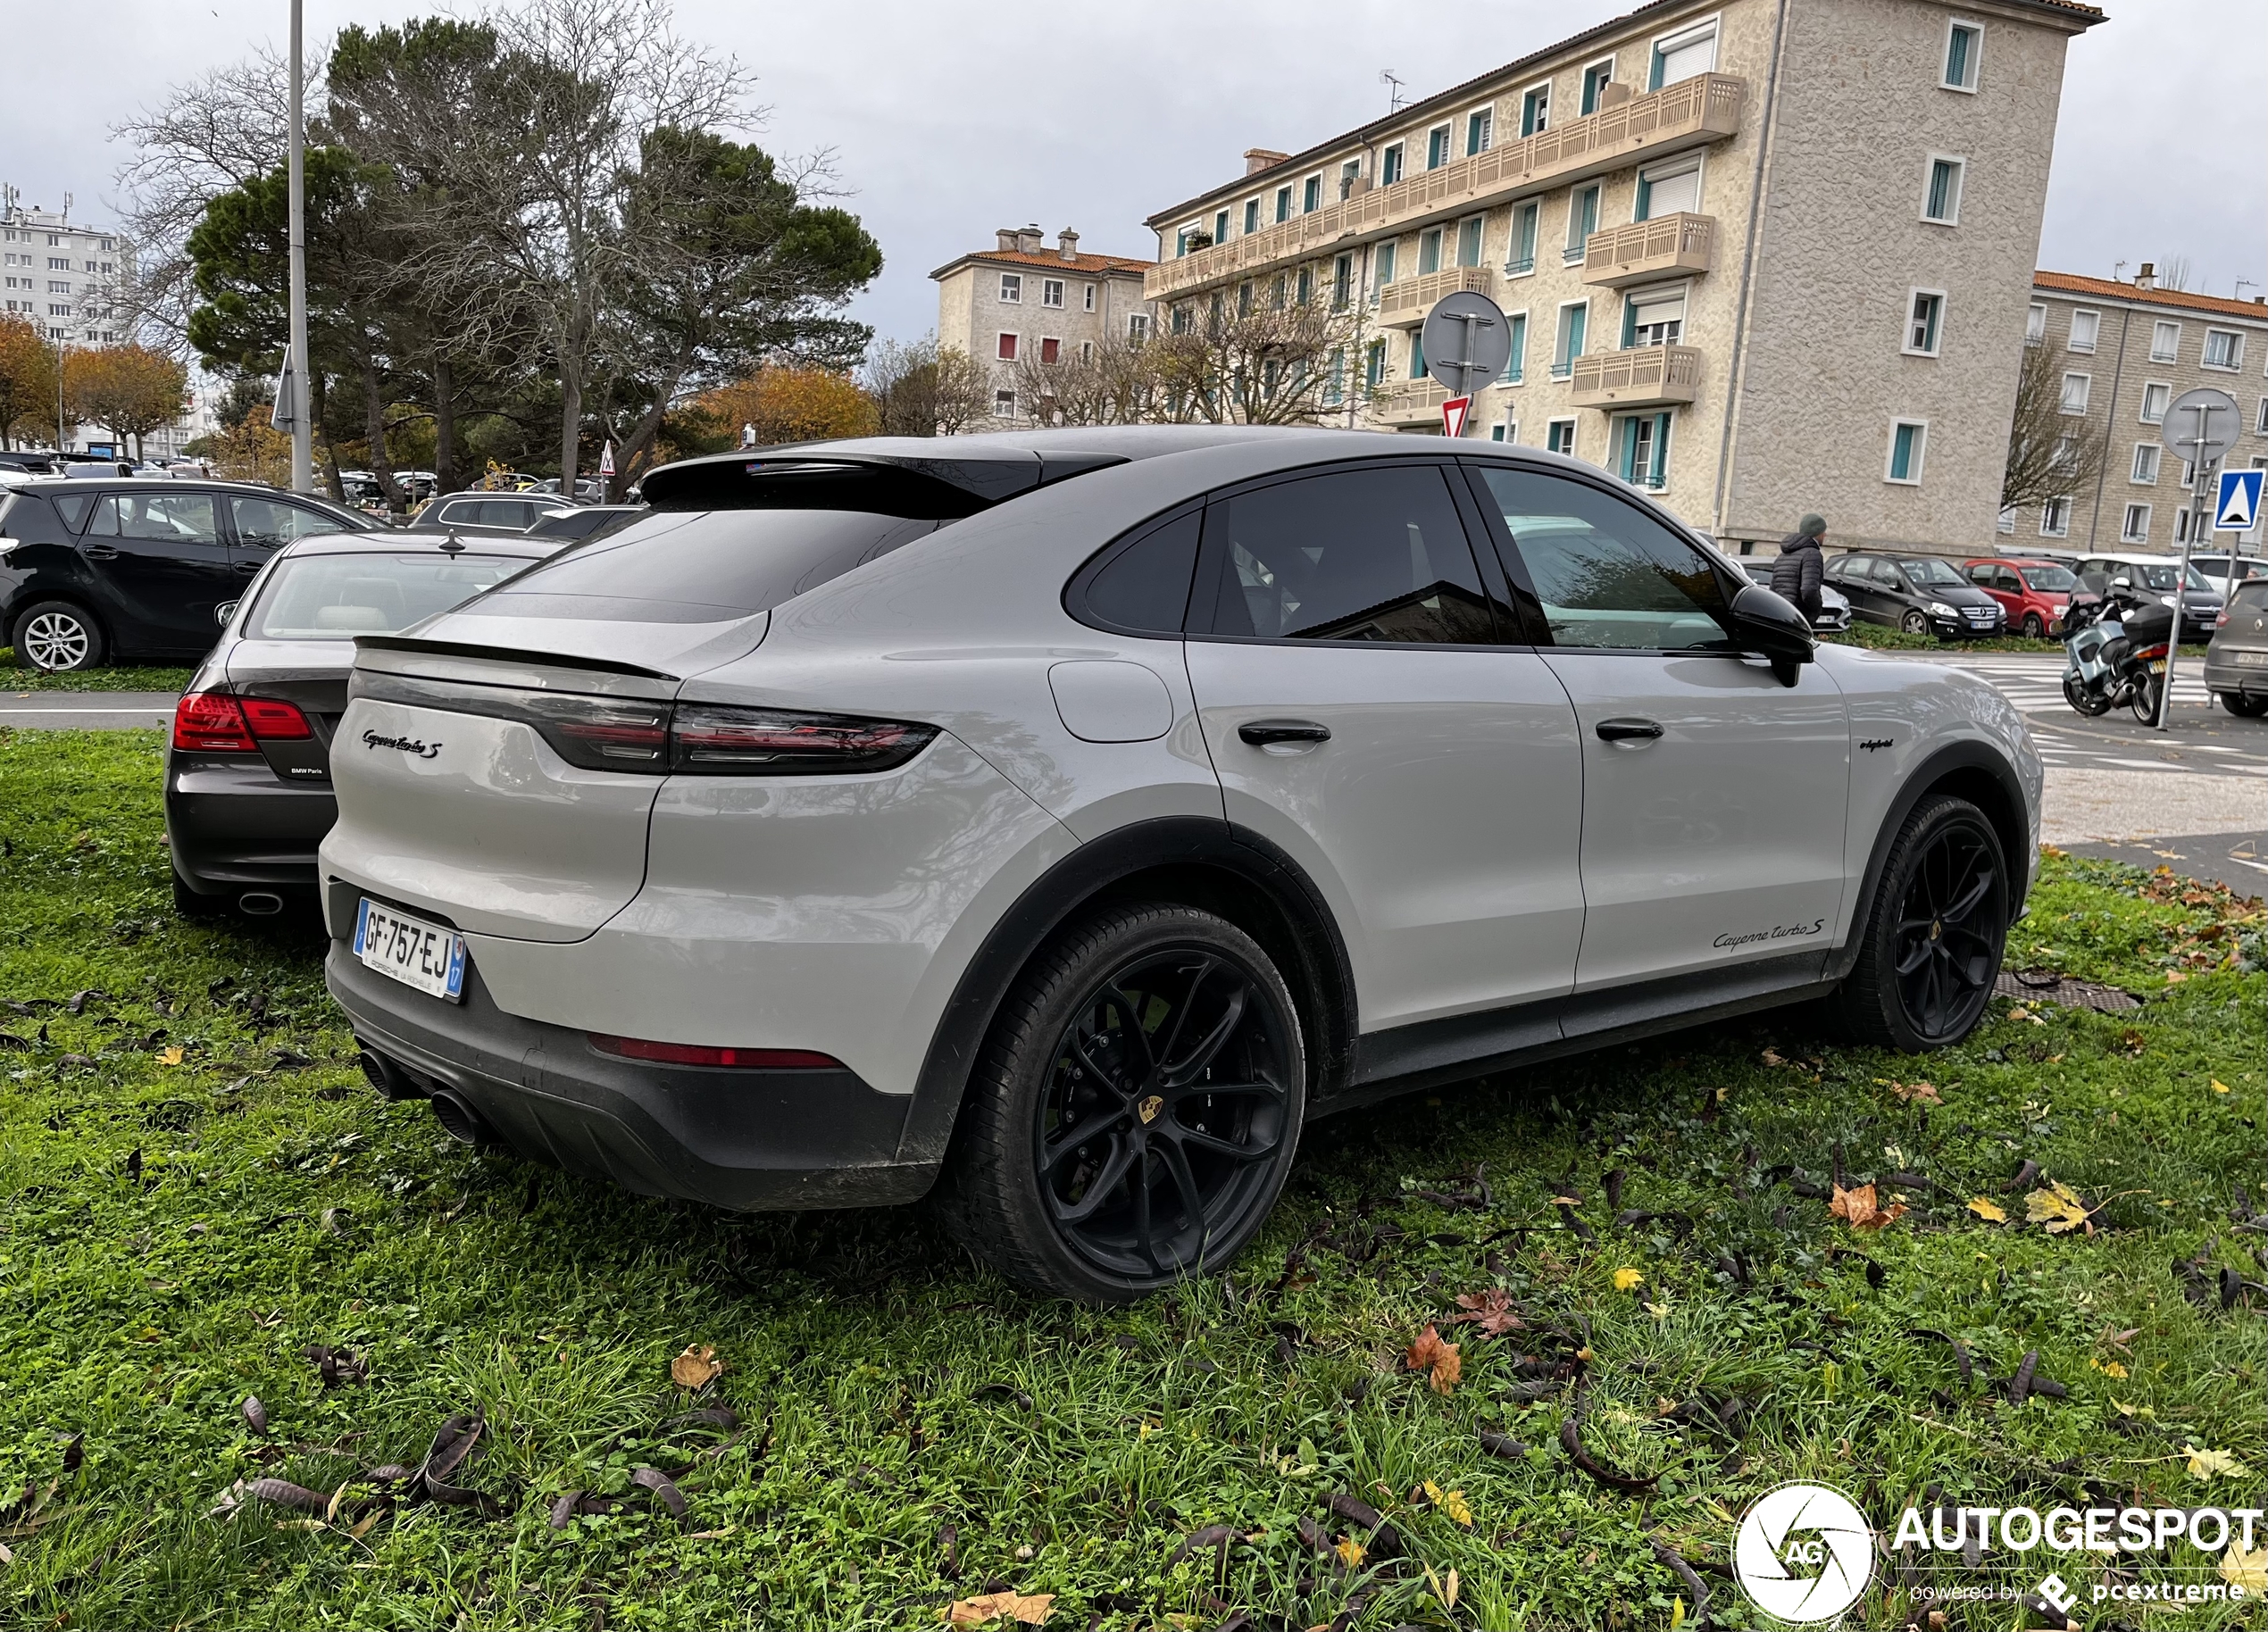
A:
[
  {"xmin": 1833, "ymin": 795, "xmax": 2009, "ymax": 1053},
  {"xmin": 2219, "ymin": 692, "xmax": 2268, "ymax": 719},
  {"xmin": 1900, "ymin": 609, "xmax": 1930, "ymax": 636},
  {"xmin": 935, "ymin": 903, "xmax": 1307, "ymax": 1303},
  {"xmin": 11, "ymin": 601, "xmax": 105, "ymax": 672},
  {"xmin": 171, "ymin": 869, "xmax": 225, "ymax": 919},
  {"xmin": 2021, "ymin": 612, "xmax": 2045, "ymax": 638},
  {"xmin": 2129, "ymin": 671, "xmax": 2162, "ymax": 726},
  {"xmin": 2061, "ymin": 674, "xmax": 2114, "ymax": 717}
]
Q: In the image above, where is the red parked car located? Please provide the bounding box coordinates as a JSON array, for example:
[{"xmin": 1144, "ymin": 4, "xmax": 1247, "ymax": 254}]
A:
[{"xmin": 1963, "ymin": 556, "xmax": 2084, "ymax": 637}]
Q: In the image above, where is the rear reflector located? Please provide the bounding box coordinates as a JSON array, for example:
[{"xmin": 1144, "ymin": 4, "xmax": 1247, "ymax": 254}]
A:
[
  {"xmin": 173, "ymin": 691, "xmax": 254, "ymax": 751},
  {"xmin": 588, "ymin": 1033, "xmax": 843, "ymax": 1070}
]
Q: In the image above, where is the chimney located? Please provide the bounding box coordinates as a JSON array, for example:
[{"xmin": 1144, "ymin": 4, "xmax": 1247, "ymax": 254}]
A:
[
  {"xmin": 1244, "ymin": 148, "xmax": 1289, "ymax": 176},
  {"xmin": 2135, "ymin": 262, "xmax": 2155, "ymax": 289},
  {"xmin": 1016, "ymin": 223, "xmax": 1044, "ymax": 254},
  {"xmin": 996, "ymin": 228, "xmax": 1020, "ymax": 252},
  {"xmin": 1057, "ymin": 229, "xmax": 1080, "ymax": 262}
]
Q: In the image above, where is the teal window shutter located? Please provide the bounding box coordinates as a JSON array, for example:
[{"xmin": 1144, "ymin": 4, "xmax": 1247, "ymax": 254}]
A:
[
  {"xmin": 1411, "ymin": 333, "xmax": 1426, "ymax": 380},
  {"xmin": 1568, "ymin": 304, "xmax": 1587, "ymax": 358},
  {"xmin": 1648, "ymin": 48, "xmax": 1665, "ymax": 91},
  {"xmin": 1502, "ymin": 312, "xmax": 1527, "ymax": 383},
  {"xmin": 1621, "ymin": 299, "xmax": 1637, "ymax": 348},
  {"xmin": 1634, "ymin": 175, "xmax": 1653, "ymax": 221},
  {"xmin": 1652, "ymin": 412, "xmax": 1672, "ymax": 487}
]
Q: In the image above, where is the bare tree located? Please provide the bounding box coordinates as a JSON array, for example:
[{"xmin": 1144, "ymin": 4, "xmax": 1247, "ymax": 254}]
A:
[
  {"xmin": 1140, "ymin": 290, "xmax": 1357, "ymax": 426},
  {"xmin": 2002, "ymin": 338, "xmax": 2106, "ymax": 512},
  {"xmin": 869, "ymin": 334, "xmax": 993, "ymax": 435},
  {"xmin": 1009, "ymin": 336, "xmax": 1164, "ymax": 428}
]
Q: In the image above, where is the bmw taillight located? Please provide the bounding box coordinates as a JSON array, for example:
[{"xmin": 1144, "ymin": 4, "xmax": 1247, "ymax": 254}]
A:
[
  {"xmin": 174, "ymin": 691, "xmax": 254, "ymax": 751},
  {"xmin": 588, "ymin": 1033, "xmax": 843, "ymax": 1069},
  {"xmin": 240, "ymin": 697, "xmax": 313, "ymax": 739},
  {"xmin": 349, "ymin": 670, "xmax": 936, "ymax": 777}
]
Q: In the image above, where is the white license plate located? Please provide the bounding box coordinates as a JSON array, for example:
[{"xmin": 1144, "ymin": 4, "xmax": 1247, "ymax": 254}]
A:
[
  {"xmin": 2234, "ymin": 651, "xmax": 2268, "ymax": 669},
  {"xmin": 354, "ymin": 898, "xmax": 468, "ymax": 1003}
]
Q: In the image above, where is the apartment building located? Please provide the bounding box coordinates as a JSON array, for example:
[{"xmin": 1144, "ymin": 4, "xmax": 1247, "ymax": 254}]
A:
[
  {"xmin": 2025, "ymin": 265, "xmax": 2268, "ymax": 554},
  {"xmin": 932, "ymin": 225, "xmax": 1155, "ymax": 422},
  {"xmin": 1141, "ymin": 0, "xmax": 2101, "ymax": 554},
  {"xmin": 0, "ymin": 191, "xmax": 130, "ymax": 348}
]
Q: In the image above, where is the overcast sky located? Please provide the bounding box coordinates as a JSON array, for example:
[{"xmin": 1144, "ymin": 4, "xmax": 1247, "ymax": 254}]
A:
[{"xmin": 4, "ymin": 0, "xmax": 2261, "ymax": 350}]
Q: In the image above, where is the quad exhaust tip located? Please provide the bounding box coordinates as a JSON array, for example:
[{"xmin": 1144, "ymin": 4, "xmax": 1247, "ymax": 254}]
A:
[
  {"xmin": 237, "ymin": 891, "xmax": 285, "ymax": 916},
  {"xmin": 428, "ymin": 1088, "xmax": 500, "ymax": 1148},
  {"xmin": 357, "ymin": 1049, "xmax": 425, "ymax": 1103}
]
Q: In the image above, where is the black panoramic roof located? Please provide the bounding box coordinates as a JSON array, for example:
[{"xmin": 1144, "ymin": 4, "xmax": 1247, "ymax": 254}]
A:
[{"xmin": 639, "ymin": 426, "xmax": 1322, "ymax": 518}]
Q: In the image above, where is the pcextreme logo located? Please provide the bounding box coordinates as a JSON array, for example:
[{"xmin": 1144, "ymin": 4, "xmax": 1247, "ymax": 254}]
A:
[{"xmin": 1733, "ymin": 1481, "xmax": 1876, "ymax": 1624}]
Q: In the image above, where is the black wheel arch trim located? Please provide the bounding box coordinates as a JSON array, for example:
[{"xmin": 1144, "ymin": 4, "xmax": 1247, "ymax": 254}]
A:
[
  {"xmin": 896, "ymin": 815, "xmax": 1357, "ymax": 1171},
  {"xmin": 1827, "ymin": 737, "xmax": 2030, "ymax": 986}
]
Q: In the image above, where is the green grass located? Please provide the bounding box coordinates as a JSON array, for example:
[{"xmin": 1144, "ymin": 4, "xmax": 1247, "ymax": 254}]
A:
[
  {"xmin": 0, "ymin": 729, "xmax": 2261, "ymax": 1629},
  {"xmin": 0, "ymin": 651, "xmax": 194, "ymax": 692},
  {"xmin": 1823, "ymin": 624, "xmax": 2064, "ymax": 655}
]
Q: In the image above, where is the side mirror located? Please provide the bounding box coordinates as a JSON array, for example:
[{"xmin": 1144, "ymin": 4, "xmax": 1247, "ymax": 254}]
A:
[
  {"xmin": 215, "ymin": 601, "xmax": 238, "ymax": 629},
  {"xmin": 1728, "ymin": 582, "xmax": 1814, "ymax": 686},
  {"xmin": 2110, "ymin": 576, "xmax": 2132, "ymax": 591}
]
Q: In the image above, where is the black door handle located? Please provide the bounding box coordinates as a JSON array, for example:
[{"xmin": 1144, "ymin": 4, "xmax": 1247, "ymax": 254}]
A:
[
  {"xmin": 82, "ymin": 545, "xmax": 120, "ymax": 562},
  {"xmin": 1596, "ymin": 717, "xmax": 1664, "ymax": 743},
  {"xmin": 1238, "ymin": 719, "xmax": 1331, "ymax": 746}
]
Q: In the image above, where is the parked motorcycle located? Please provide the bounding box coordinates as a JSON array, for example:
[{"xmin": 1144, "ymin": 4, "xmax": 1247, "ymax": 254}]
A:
[{"xmin": 2062, "ymin": 591, "xmax": 2174, "ymax": 723}]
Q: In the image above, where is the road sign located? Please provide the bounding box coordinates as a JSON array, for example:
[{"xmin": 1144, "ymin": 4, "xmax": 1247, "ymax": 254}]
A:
[
  {"xmin": 2163, "ymin": 387, "xmax": 2241, "ymax": 470},
  {"xmin": 1422, "ymin": 291, "xmax": 1513, "ymax": 400},
  {"xmin": 1441, "ymin": 396, "xmax": 1472, "ymax": 438},
  {"xmin": 2214, "ymin": 467, "xmax": 2263, "ymax": 532},
  {"xmin": 598, "ymin": 441, "xmax": 616, "ymax": 479}
]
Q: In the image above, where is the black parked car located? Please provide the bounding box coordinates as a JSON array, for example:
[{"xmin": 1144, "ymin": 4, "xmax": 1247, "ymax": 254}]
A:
[
  {"xmin": 1823, "ymin": 551, "xmax": 2006, "ymax": 638},
  {"xmin": 167, "ymin": 528, "xmax": 565, "ymax": 917},
  {"xmin": 413, "ymin": 491, "xmax": 578, "ymax": 535},
  {"xmin": 1, "ymin": 478, "xmax": 377, "ymax": 671}
]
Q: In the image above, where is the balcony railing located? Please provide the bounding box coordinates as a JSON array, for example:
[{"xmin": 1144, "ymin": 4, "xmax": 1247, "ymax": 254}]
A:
[
  {"xmin": 1570, "ymin": 344, "xmax": 1702, "ymax": 409},
  {"xmin": 1145, "ymin": 72, "xmax": 1747, "ymax": 302},
  {"xmin": 1580, "ymin": 212, "xmax": 1716, "ymax": 288},
  {"xmin": 1379, "ymin": 265, "xmax": 1495, "ymax": 329},
  {"xmin": 1378, "ymin": 377, "xmax": 1452, "ymax": 424}
]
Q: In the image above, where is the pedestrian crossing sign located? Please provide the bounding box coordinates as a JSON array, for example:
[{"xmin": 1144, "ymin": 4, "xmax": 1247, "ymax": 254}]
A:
[{"xmin": 2214, "ymin": 467, "xmax": 2264, "ymax": 532}]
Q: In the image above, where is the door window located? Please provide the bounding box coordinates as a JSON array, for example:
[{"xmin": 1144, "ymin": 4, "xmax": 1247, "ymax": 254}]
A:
[
  {"xmin": 1473, "ymin": 467, "xmax": 1730, "ymax": 650},
  {"xmin": 88, "ymin": 492, "xmax": 220, "ymax": 545},
  {"xmin": 1197, "ymin": 465, "xmax": 1496, "ymax": 645},
  {"xmin": 231, "ymin": 495, "xmax": 344, "ymax": 549}
]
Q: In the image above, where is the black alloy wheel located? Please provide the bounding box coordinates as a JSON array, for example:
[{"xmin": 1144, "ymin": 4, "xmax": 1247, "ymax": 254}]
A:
[
  {"xmin": 1834, "ymin": 795, "xmax": 2008, "ymax": 1052},
  {"xmin": 938, "ymin": 904, "xmax": 1306, "ymax": 1303},
  {"xmin": 1890, "ymin": 819, "xmax": 2005, "ymax": 1042},
  {"xmin": 1034, "ymin": 946, "xmax": 1293, "ymax": 1281}
]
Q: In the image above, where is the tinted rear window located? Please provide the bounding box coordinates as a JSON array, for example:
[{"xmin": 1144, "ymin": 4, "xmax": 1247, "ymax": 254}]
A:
[
  {"xmin": 247, "ymin": 552, "xmax": 531, "ymax": 637},
  {"xmin": 468, "ymin": 509, "xmax": 937, "ymax": 623},
  {"xmin": 2234, "ymin": 581, "xmax": 2268, "ymax": 610}
]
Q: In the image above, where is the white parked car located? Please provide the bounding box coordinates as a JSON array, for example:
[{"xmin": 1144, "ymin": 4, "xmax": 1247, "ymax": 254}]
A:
[{"xmin": 321, "ymin": 429, "xmax": 2041, "ymax": 1302}]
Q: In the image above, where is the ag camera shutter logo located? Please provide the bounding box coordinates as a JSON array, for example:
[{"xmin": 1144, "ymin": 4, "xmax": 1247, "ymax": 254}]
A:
[{"xmin": 1734, "ymin": 1481, "xmax": 1875, "ymax": 1623}]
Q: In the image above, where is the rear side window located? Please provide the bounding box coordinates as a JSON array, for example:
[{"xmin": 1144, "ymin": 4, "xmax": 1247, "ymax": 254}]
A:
[
  {"xmin": 1070, "ymin": 508, "xmax": 1202, "ymax": 636},
  {"xmin": 473, "ymin": 509, "xmax": 937, "ymax": 623},
  {"xmin": 50, "ymin": 492, "xmax": 98, "ymax": 532},
  {"xmin": 1195, "ymin": 465, "xmax": 1496, "ymax": 644}
]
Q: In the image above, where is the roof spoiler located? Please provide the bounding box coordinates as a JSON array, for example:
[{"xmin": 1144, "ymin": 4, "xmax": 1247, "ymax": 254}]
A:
[{"xmin": 638, "ymin": 448, "xmax": 1129, "ymax": 518}]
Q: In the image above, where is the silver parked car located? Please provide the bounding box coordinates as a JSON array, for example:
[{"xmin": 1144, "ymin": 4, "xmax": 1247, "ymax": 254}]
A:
[
  {"xmin": 1740, "ymin": 558, "xmax": 1853, "ymax": 633},
  {"xmin": 320, "ymin": 428, "xmax": 2041, "ymax": 1303}
]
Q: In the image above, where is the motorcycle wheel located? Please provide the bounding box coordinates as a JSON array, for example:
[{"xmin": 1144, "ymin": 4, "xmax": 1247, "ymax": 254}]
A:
[
  {"xmin": 2128, "ymin": 672, "xmax": 2162, "ymax": 726},
  {"xmin": 2062, "ymin": 675, "xmax": 2113, "ymax": 718}
]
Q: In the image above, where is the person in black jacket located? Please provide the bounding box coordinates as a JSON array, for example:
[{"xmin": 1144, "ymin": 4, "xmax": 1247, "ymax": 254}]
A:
[{"xmin": 1770, "ymin": 513, "xmax": 1827, "ymax": 626}]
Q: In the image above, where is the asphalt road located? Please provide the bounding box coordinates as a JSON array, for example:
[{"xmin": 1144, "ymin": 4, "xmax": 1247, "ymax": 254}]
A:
[{"xmin": 0, "ymin": 690, "xmax": 181, "ymax": 729}]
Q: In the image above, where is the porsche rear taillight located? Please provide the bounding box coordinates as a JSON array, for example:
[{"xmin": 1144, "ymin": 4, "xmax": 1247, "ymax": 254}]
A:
[{"xmin": 670, "ymin": 704, "xmax": 934, "ymax": 773}]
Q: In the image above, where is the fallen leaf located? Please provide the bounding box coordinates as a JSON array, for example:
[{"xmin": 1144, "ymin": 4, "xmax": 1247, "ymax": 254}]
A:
[
  {"xmin": 2089, "ymin": 1358, "xmax": 2130, "ymax": 1379},
  {"xmin": 158, "ymin": 1045, "xmax": 184, "ymax": 1067},
  {"xmin": 1334, "ymin": 1536, "xmax": 1366, "ymax": 1570},
  {"xmin": 240, "ymin": 1395, "xmax": 268, "ymax": 1434},
  {"xmin": 2186, "ymin": 1444, "xmax": 2250, "ymax": 1481},
  {"xmin": 670, "ymin": 1344, "xmax": 722, "ymax": 1389},
  {"xmin": 1405, "ymin": 1325, "xmax": 1461, "ymax": 1394},
  {"xmin": 2222, "ymin": 1543, "xmax": 2268, "ymax": 1595},
  {"xmin": 1967, "ymin": 1196, "xmax": 2008, "ymax": 1223},
  {"xmin": 1889, "ymin": 1079, "xmax": 1943, "ymax": 1104},
  {"xmin": 1645, "ymin": 1302, "xmax": 1672, "ymax": 1320},
  {"xmin": 1613, "ymin": 1268, "xmax": 1644, "ymax": 1292},
  {"xmin": 1761, "ymin": 1048, "xmax": 1789, "ymax": 1067},
  {"xmin": 2024, "ymin": 1180, "xmax": 2094, "ymax": 1235},
  {"xmin": 2212, "ymin": 1079, "xmax": 2231, "ymax": 1095},
  {"xmin": 1830, "ymin": 1183, "xmax": 1906, "ymax": 1232},
  {"xmin": 945, "ymin": 1589, "xmax": 1055, "ymax": 1626},
  {"xmin": 1440, "ymin": 1489, "xmax": 1472, "ymax": 1528},
  {"xmin": 1447, "ymin": 1287, "xmax": 1523, "ymax": 1336},
  {"xmin": 2165, "ymin": 970, "xmax": 2187, "ymax": 984}
]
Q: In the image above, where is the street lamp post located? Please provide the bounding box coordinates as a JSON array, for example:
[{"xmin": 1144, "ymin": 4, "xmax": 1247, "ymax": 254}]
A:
[{"xmin": 287, "ymin": 0, "xmax": 312, "ymax": 494}]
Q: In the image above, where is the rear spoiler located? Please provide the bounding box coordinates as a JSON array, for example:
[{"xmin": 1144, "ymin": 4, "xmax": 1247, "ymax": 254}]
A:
[{"xmin": 638, "ymin": 448, "xmax": 1128, "ymax": 518}]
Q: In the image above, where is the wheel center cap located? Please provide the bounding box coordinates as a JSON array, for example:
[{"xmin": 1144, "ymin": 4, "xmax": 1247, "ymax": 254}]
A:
[
  {"xmin": 1930, "ymin": 920, "xmax": 1942, "ymax": 941},
  {"xmin": 1138, "ymin": 1095, "xmax": 1163, "ymax": 1125}
]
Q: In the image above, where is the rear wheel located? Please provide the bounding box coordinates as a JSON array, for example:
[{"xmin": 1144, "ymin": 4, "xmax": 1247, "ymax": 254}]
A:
[
  {"xmin": 1900, "ymin": 609, "xmax": 1930, "ymax": 637},
  {"xmin": 11, "ymin": 601, "xmax": 105, "ymax": 672},
  {"xmin": 937, "ymin": 904, "xmax": 1305, "ymax": 1303},
  {"xmin": 1834, "ymin": 795, "xmax": 2008, "ymax": 1052},
  {"xmin": 2129, "ymin": 671, "xmax": 2162, "ymax": 725},
  {"xmin": 2219, "ymin": 692, "xmax": 2268, "ymax": 719}
]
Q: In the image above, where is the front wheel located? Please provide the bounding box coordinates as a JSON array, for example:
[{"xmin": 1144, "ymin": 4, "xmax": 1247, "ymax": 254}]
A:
[
  {"xmin": 2062, "ymin": 674, "xmax": 2114, "ymax": 717},
  {"xmin": 1833, "ymin": 795, "xmax": 2009, "ymax": 1052},
  {"xmin": 2129, "ymin": 670, "xmax": 2163, "ymax": 725},
  {"xmin": 1900, "ymin": 609, "xmax": 1930, "ymax": 636},
  {"xmin": 937, "ymin": 904, "xmax": 1306, "ymax": 1303}
]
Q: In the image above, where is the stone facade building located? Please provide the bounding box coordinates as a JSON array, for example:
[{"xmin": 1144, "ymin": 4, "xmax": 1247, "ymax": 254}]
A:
[
  {"xmin": 2024, "ymin": 266, "xmax": 2268, "ymax": 555},
  {"xmin": 1139, "ymin": 0, "xmax": 2101, "ymax": 554},
  {"xmin": 931, "ymin": 226, "xmax": 1155, "ymax": 423}
]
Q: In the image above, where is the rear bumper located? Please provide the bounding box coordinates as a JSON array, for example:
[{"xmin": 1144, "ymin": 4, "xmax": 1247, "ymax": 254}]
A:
[
  {"xmin": 325, "ymin": 939, "xmax": 933, "ymax": 1211},
  {"xmin": 2201, "ymin": 657, "xmax": 2268, "ymax": 696},
  {"xmin": 163, "ymin": 753, "xmax": 335, "ymax": 891}
]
